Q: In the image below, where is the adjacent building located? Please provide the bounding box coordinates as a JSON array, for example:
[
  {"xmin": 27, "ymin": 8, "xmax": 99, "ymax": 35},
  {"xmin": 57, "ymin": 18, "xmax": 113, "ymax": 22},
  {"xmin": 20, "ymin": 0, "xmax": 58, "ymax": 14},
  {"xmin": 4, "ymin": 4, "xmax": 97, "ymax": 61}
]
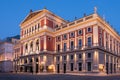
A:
[
  {"xmin": 14, "ymin": 8, "xmax": 120, "ymax": 74},
  {"xmin": 0, "ymin": 36, "xmax": 19, "ymax": 72}
]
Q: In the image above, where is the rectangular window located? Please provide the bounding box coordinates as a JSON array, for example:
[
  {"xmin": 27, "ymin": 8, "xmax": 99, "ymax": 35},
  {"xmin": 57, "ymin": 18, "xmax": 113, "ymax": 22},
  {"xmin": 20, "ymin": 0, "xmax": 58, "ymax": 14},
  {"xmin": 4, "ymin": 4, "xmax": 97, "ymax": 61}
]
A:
[
  {"xmin": 87, "ymin": 62, "xmax": 91, "ymax": 71},
  {"xmin": 64, "ymin": 43, "xmax": 67, "ymax": 51},
  {"xmin": 57, "ymin": 36, "xmax": 61, "ymax": 41},
  {"xmin": 87, "ymin": 53, "xmax": 91, "ymax": 58},
  {"xmin": 63, "ymin": 34, "xmax": 67, "ymax": 40},
  {"xmin": 79, "ymin": 54, "xmax": 82, "ymax": 59},
  {"xmin": 78, "ymin": 29, "xmax": 82, "ymax": 35},
  {"xmin": 70, "ymin": 32, "xmax": 75, "ymax": 37},
  {"xmin": 88, "ymin": 37, "xmax": 92, "ymax": 46},
  {"xmin": 70, "ymin": 55, "xmax": 74, "ymax": 60},
  {"xmin": 70, "ymin": 41, "xmax": 74, "ymax": 50},
  {"xmin": 57, "ymin": 44, "xmax": 60, "ymax": 52},
  {"xmin": 78, "ymin": 39, "xmax": 82, "ymax": 48},
  {"xmin": 70, "ymin": 63, "xmax": 74, "ymax": 71},
  {"xmin": 78, "ymin": 63, "xmax": 82, "ymax": 71},
  {"xmin": 57, "ymin": 56, "xmax": 60, "ymax": 61},
  {"xmin": 63, "ymin": 55, "xmax": 66, "ymax": 61},
  {"xmin": 87, "ymin": 27, "xmax": 92, "ymax": 32},
  {"xmin": 38, "ymin": 23, "xmax": 40, "ymax": 29}
]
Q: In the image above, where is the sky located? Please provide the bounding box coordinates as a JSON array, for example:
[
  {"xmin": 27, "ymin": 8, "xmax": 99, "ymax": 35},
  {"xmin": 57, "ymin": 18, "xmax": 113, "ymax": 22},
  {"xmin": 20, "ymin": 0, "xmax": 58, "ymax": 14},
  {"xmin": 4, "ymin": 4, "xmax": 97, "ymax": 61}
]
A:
[{"xmin": 0, "ymin": 0, "xmax": 120, "ymax": 39}]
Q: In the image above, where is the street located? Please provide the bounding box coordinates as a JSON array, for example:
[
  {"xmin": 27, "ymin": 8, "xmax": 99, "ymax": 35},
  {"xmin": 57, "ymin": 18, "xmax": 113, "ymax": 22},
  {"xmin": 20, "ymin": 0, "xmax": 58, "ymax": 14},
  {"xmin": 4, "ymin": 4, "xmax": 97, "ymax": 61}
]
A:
[{"xmin": 0, "ymin": 73, "xmax": 120, "ymax": 80}]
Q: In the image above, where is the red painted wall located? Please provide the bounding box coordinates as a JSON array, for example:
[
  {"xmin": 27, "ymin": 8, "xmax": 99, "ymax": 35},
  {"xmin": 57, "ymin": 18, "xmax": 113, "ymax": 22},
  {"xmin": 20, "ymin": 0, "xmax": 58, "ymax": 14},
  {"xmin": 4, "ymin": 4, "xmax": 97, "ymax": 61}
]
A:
[
  {"xmin": 41, "ymin": 19, "xmax": 44, "ymax": 27},
  {"xmin": 40, "ymin": 36, "xmax": 44, "ymax": 51},
  {"xmin": 46, "ymin": 36, "xmax": 55, "ymax": 51},
  {"xmin": 46, "ymin": 19, "xmax": 54, "ymax": 28}
]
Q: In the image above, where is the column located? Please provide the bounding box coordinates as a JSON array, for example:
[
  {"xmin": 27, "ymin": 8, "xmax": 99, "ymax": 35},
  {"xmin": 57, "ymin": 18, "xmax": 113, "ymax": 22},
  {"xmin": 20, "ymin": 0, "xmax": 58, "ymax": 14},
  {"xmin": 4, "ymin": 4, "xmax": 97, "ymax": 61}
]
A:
[
  {"xmin": 74, "ymin": 53, "xmax": 77, "ymax": 72},
  {"xmin": 44, "ymin": 36, "xmax": 47, "ymax": 51},
  {"xmin": 66, "ymin": 54, "xmax": 69, "ymax": 72},
  {"xmin": 43, "ymin": 55, "xmax": 47, "ymax": 72},
  {"xmin": 33, "ymin": 40, "xmax": 36, "ymax": 53},
  {"xmin": 74, "ymin": 31, "xmax": 77, "ymax": 49},
  {"xmin": 104, "ymin": 53, "xmax": 106, "ymax": 73},
  {"xmin": 38, "ymin": 56, "xmax": 40, "ymax": 73},
  {"xmin": 93, "ymin": 26, "xmax": 98, "ymax": 46},
  {"xmin": 82, "ymin": 52, "xmax": 86, "ymax": 72},
  {"xmin": 83, "ymin": 29, "xmax": 86, "ymax": 48},
  {"xmin": 67, "ymin": 34, "xmax": 70, "ymax": 51},
  {"xmin": 93, "ymin": 51, "xmax": 99, "ymax": 72},
  {"xmin": 32, "ymin": 57, "xmax": 36, "ymax": 74},
  {"xmin": 60, "ymin": 36, "xmax": 63, "ymax": 52},
  {"xmin": 28, "ymin": 42, "xmax": 30, "ymax": 54}
]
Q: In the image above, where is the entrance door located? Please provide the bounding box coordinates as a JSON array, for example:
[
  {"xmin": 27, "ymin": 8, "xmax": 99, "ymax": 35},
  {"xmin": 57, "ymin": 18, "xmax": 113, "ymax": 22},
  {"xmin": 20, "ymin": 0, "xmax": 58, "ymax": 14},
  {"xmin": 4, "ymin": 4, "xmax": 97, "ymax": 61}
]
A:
[
  {"xmin": 106, "ymin": 62, "xmax": 108, "ymax": 74},
  {"xmin": 63, "ymin": 63, "xmax": 66, "ymax": 73},
  {"xmin": 36, "ymin": 64, "xmax": 38, "ymax": 73},
  {"xmin": 57, "ymin": 64, "xmax": 60, "ymax": 73},
  {"xmin": 30, "ymin": 66, "xmax": 33, "ymax": 73}
]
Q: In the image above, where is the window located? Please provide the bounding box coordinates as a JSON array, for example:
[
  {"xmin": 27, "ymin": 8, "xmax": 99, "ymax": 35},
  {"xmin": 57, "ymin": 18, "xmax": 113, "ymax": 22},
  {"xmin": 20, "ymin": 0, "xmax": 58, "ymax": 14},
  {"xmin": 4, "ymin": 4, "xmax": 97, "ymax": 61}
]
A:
[
  {"xmin": 36, "ymin": 40, "xmax": 39, "ymax": 50},
  {"xmin": 78, "ymin": 30, "xmax": 82, "ymax": 35},
  {"xmin": 57, "ymin": 44, "xmax": 60, "ymax": 52},
  {"xmin": 63, "ymin": 55, "xmax": 66, "ymax": 61},
  {"xmin": 29, "ymin": 28, "xmax": 31, "ymax": 32},
  {"xmin": 87, "ymin": 62, "xmax": 91, "ymax": 71},
  {"xmin": 88, "ymin": 37, "xmax": 92, "ymax": 46},
  {"xmin": 57, "ymin": 56, "xmax": 60, "ymax": 61},
  {"xmin": 79, "ymin": 54, "xmax": 82, "ymax": 59},
  {"xmin": 38, "ymin": 23, "xmax": 40, "ymax": 28},
  {"xmin": 30, "ymin": 42, "xmax": 33, "ymax": 51},
  {"xmin": 87, "ymin": 27, "xmax": 91, "ymax": 32},
  {"xmin": 78, "ymin": 63, "xmax": 82, "ymax": 71},
  {"xmin": 63, "ymin": 34, "xmax": 67, "ymax": 39},
  {"xmin": 70, "ymin": 41, "xmax": 74, "ymax": 50},
  {"xmin": 70, "ymin": 55, "xmax": 74, "ymax": 60},
  {"xmin": 70, "ymin": 32, "xmax": 74, "ymax": 37},
  {"xmin": 87, "ymin": 53, "xmax": 91, "ymax": 58},
  {"xmin": 64, "ymin": 43, "xmax": 67, "ymax": 51},
  {"xmin": 35, "ymin": 25, "xmax": 37, "ymax": 30},
  {"xmin": 78, "ymin": 39, "xmax": 82, "ymax": 48},
  {"xmin": 57, "ymin": 36, "xmax": 61, "ymax": 41},
  {"xmin": 32, "ymin": 26, "xmax": 34, "ymax": 31},
  {"xmin": 70, "ymin": 63, "xmax": 74, "ymax": 71}
]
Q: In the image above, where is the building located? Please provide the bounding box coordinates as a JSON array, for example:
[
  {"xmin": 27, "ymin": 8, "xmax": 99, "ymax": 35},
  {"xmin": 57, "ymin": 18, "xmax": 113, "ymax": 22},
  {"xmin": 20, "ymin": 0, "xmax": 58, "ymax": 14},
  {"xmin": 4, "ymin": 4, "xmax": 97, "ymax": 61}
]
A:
[
  {"xmin": 14, "ymin": 8, "xmax": 120, "ymax": 74},
  {"xmin": 0, "ymin": 41, "xmax": 14, "ymax": 72},
  {"xmin": 0, "ymin": 36, "xmax": 20, "ymax": 72}
]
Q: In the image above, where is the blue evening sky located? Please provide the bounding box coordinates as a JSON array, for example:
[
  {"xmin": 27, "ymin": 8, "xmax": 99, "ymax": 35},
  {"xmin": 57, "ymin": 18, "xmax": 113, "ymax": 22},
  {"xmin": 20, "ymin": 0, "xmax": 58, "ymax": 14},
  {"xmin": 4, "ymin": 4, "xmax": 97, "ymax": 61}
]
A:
[{"xmin": 0, "ymin": 0, "xmax": 120, "ymax": 39}]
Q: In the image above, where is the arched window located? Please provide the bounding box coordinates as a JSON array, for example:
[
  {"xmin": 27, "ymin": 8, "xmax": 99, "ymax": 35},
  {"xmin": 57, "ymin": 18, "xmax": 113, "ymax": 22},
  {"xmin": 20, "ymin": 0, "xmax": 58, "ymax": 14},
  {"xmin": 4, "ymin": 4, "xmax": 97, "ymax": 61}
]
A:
[{"xmin": 36, "ymin": 40, "xmax": 39, "ymax": 50}]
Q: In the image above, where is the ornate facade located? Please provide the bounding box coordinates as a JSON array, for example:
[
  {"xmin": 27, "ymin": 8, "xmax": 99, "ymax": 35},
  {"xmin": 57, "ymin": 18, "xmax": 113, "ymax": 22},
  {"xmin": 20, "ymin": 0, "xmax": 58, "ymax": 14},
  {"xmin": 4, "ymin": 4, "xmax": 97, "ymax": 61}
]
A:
[{"xmin": 14, "ymin": 8, "xmax": 120, "ymax": 74}]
